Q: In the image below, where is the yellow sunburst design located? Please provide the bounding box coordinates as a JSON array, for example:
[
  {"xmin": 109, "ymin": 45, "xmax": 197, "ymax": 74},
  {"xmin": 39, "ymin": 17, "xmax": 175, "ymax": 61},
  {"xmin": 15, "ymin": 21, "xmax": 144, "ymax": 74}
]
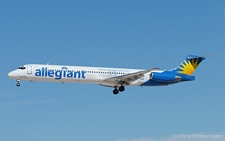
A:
[{"xmin": 178, "ymin": 59, "xmax": 199, "ymax": 75}]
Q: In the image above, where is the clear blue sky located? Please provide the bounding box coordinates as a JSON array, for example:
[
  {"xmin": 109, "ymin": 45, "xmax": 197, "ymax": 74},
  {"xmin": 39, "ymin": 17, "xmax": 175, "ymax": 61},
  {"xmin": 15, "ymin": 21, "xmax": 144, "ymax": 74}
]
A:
[{"xmin": 0, "ymin": 1, "xmax": 224, "ymax": 141}]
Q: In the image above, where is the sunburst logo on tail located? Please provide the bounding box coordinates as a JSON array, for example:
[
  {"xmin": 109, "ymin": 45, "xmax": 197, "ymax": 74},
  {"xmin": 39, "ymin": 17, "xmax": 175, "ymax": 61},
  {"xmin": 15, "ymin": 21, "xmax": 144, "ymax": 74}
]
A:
[{"xmin": 177, "ymin": 58, "xmax": 201, "ymax": 75}]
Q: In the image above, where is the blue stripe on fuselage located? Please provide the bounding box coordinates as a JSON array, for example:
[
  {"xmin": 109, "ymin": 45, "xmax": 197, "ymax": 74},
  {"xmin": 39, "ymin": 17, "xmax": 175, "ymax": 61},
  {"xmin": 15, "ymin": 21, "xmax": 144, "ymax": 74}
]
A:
[{"xmin": 141, "ymin": 79, "xmax": 172, "ymax": 86}]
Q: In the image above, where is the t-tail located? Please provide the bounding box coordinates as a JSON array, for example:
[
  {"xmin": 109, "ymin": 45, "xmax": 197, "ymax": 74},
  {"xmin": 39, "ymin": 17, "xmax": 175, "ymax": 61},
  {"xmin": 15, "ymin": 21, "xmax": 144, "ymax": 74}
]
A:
[
  {"xmin": 149, "ymin": 54, "xmax": 215, "ymax": 83},
  {"xmin": 174, "ymin": 55, "xmax": 206, "ymax": 75}
]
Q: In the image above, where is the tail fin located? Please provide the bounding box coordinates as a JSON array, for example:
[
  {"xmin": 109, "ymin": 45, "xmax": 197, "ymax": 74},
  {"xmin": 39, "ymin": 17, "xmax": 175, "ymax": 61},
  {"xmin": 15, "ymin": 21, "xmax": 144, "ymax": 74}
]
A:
[{"xmin": 175, "ymin": 55, "xmax": 206, "ymax": 75}]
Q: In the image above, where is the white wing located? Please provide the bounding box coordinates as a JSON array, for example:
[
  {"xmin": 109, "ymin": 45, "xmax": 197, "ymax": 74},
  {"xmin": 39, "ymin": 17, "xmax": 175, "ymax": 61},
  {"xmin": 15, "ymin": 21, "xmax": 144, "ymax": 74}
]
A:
[{"xmin": 102, "ymin": 68, "xmax": 159, "ymax": 86}]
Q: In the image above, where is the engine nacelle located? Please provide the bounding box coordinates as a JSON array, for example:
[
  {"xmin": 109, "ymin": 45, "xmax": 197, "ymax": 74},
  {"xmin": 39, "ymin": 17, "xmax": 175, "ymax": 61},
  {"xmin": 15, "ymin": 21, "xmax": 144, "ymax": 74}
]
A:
[{"xmin": 150, "ymin": 72, "xmax": 180, "ymax": 82}]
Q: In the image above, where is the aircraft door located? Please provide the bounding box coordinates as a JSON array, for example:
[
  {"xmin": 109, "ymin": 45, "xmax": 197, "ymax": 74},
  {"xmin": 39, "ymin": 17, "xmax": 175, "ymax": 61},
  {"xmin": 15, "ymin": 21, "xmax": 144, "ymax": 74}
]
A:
[{"xmin": 27, "ymin": 65, "xmax": 32, "ymax": 74}]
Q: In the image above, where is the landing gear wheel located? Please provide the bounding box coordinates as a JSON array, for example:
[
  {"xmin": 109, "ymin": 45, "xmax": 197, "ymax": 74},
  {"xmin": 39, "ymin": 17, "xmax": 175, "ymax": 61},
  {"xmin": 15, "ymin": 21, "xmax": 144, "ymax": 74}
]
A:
[
  {"xmin": 113, "ymin": 89, "xmax": 119, "ymax": 95},
  {"xmin": 16, "ymin": 80, "xmax": 20, "ymax": 87},
  {"xmin": 119, "ymin": 86, "xmax": 125, "ymax": 92}
]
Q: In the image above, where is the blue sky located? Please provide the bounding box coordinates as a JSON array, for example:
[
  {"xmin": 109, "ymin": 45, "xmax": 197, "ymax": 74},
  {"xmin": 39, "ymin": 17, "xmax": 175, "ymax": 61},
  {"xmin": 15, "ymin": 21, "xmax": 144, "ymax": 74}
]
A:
[{"xmin": 0, "ymin": 0, "xmax": 224, "ymax": 141}]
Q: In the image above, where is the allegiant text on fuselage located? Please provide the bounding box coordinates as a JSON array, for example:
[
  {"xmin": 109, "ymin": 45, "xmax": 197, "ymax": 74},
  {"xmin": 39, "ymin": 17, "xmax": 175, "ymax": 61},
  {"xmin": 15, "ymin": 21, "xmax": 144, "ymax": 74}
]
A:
[{"xmin": 35, "ymin": 67, "xmax": 86, "ymax": 80}]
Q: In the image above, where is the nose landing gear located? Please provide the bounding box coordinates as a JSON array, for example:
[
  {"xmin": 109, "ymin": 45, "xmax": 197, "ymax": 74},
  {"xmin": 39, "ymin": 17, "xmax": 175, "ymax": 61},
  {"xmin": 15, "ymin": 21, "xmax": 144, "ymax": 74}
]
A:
[{"xmin": 16, "ymin": 80, "xmax": 20, "ymax": 87}]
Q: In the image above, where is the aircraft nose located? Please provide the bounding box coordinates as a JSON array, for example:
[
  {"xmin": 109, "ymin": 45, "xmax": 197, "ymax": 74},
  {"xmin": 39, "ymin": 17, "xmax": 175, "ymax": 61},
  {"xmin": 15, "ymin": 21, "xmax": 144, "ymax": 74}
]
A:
[
  {"xmin": 8, "ymin": 72, "xmax": 13, "ymax": 78},
  {"xmin": 8, "ymin": 71, "xmax": 17, "ymax": 78}
]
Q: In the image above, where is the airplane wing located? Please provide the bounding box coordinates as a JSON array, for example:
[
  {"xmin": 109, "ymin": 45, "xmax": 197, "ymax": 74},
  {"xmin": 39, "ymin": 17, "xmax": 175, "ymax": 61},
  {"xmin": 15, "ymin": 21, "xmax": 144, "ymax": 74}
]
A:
[{"xmin": 102, "ymin": 68, "xmax": 159, "ymax": 86}]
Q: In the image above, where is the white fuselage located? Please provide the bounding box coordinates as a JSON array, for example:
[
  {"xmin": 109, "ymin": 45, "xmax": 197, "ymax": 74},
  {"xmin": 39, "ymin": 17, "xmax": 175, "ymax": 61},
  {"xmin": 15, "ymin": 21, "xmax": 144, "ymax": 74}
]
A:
[{"xmin": 8, "ymin": 64, "xmax": 159, "ymax": 87}]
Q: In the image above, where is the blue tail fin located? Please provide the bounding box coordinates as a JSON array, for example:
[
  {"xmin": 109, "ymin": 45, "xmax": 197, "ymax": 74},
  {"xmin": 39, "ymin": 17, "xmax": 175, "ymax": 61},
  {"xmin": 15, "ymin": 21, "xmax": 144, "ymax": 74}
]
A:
[{"xmin": 175, "ymin": 55, "xmax": 206, "ymax": 75}]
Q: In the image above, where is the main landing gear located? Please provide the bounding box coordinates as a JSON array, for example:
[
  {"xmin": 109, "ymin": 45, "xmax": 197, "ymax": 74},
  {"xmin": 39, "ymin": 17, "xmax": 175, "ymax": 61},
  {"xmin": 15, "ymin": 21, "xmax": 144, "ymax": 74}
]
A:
[
  {"xmin": 113, "ymin": 86, "xmax": 125, "ymax": 95},
  {"xmin": 16, "ymin": 80, "xmax": 20, "ymax": 87}
]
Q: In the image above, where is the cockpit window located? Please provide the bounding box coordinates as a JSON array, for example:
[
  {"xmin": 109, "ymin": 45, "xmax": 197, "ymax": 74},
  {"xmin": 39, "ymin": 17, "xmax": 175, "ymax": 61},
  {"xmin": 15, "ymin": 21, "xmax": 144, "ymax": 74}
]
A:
[{"xmin": 18, "ymin": 66, "xmax": 26, "ymax": 70}]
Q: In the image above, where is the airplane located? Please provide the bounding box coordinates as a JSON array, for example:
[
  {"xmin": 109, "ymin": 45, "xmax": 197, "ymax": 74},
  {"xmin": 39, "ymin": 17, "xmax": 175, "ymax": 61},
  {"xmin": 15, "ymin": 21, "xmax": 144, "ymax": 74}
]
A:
[{"xmin": 8, "ymin": 55, "xmax": 214, "ymax": 95}]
